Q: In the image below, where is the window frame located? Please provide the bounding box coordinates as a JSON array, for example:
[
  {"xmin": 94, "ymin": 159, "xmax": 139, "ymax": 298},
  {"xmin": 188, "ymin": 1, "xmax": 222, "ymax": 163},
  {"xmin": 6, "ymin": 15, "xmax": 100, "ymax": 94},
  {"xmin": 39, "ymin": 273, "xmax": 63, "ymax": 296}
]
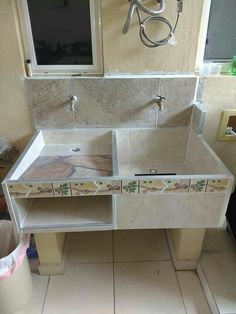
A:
[
  {"xmin": 204, "ymin": 0, "xmax": 236, "ymax": 63},
  {"xmin": 195, "ymin": 0, "xmax": 232, "ymax": 73},
  {"xmin": 16, "ymin": 0, "xmax": 103, "ymax": 76}
]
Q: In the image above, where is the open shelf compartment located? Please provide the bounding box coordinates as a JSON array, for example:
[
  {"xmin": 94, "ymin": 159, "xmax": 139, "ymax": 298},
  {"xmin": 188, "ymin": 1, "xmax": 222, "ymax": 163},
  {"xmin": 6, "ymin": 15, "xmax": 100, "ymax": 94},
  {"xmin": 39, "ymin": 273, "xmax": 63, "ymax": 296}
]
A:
[{"xmin": 13, "ymin": 196, "xmax": 113, "ymax": 233}]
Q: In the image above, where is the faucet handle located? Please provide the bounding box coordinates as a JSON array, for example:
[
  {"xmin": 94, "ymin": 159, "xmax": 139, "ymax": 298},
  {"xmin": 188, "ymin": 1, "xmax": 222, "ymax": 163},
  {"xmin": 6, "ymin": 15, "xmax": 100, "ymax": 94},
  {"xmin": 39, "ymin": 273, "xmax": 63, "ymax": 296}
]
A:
[
  {"xmin": 153, "ymin": 95, "xmax": 166, "ymax": 111},
  {"xmin": 153, "ymin": 95, "xmax": 166, "ymax": 101}
]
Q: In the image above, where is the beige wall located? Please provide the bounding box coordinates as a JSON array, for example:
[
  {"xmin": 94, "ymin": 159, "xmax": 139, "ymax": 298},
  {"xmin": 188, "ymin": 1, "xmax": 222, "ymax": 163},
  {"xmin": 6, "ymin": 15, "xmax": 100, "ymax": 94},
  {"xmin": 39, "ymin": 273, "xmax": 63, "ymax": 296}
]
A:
[
  {"xmin": 0, "ymin": 0, "xmax": 33, "ymax": 152},
  {"xmin": 102, "ymin": 0, "xmax": 204, "ymax": 73},
  {"xmin": 203, "ymin": 77, "xmax": 236, "ymax": 179}
]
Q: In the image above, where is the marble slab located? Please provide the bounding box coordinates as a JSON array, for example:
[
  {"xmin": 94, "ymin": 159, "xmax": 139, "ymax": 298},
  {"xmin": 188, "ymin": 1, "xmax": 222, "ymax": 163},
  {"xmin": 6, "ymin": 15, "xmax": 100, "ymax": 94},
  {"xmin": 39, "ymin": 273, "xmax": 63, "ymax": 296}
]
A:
[
  {"xmin": 26, "ymin": 77, "xmax": 197, "ymax": 129},
  {"xmin": 26, "ymin": 79, "xmax": 74, "ymax": 129},
  {"xmin": 20, "ymin": 155, "xmax": 113, "ymax": 180}
]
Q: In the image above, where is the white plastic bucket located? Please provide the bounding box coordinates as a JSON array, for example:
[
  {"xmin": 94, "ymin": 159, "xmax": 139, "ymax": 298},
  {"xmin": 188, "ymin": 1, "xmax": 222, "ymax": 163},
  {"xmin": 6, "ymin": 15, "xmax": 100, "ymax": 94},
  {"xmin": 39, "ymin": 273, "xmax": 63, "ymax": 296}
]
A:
[{"xmin": 0, "ymin": 221, "xmax": 32, "ymax": 314}]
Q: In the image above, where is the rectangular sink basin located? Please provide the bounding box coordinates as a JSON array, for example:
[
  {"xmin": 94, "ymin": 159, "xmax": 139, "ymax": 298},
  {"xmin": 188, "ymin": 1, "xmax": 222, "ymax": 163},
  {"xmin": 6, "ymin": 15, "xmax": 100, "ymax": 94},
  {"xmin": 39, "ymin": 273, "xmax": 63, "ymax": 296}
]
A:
[
  {"xmin": 10, "ymin": 129, "xmax": 114, "ymax": 181},
  {"xmin": 114, "ymin": 127, "xmax": 234, "ymax": 229},
  {"xmin": 116, "ymin": 127, "xmax": 227, "ymax": 177}
]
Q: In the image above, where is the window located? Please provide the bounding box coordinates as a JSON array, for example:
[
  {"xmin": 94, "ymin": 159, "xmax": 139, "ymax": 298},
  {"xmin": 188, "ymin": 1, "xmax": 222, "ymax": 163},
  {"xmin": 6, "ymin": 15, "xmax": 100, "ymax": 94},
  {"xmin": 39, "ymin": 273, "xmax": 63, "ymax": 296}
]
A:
[
  {"xmin": 204, "ymin": 0, "xmax": 236, "ymax": 62},
  {"xmin": 17, "ymin": 0, "xmax": 103, "ymax": 76}
]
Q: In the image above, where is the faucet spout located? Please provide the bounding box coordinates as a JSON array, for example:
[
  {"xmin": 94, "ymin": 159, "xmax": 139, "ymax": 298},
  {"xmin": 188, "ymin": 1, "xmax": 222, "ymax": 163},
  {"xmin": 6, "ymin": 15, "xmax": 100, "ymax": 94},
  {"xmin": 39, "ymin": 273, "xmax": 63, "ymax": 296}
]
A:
[{"xmin": 69, "ymin": 95, "xmax": 78, "ymax": 112}]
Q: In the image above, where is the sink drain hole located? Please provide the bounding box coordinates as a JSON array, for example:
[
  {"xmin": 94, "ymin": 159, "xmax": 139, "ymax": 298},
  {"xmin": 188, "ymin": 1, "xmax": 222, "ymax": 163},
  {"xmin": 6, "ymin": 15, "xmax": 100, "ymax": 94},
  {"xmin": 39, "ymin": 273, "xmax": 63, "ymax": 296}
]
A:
[
  {"xmin": 71, "ymin": 147, "xmax": 81, "ymax": 152},
  {"xmin": 149, "ymin": 168, "xmax": 158, "ymax": 174}
]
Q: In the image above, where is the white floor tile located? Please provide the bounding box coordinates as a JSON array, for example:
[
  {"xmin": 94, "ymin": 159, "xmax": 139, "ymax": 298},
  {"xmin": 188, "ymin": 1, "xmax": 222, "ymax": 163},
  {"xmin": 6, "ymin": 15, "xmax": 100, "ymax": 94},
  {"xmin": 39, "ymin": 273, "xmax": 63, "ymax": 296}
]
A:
[
  {"xmin": 203, "ymin": 228, "xmax": 236, "ymax": 252},
  {"xmin": 201, "ymin": 251, "xmax": 236, "ymax": 313},
  {"xmin": 177, "ymin": 271, "xmax": 211, "ymax": 314},
  {"xmin": 14, "ymin": 273, "xmax": 49, "ymax": 314},
  {"xmin": 114, "ymin": 229, "xmax": 171, "ymax": 262},
  {"xmin": 43, "ymin": 263, "xmax": 114, "ymax": 314},
  {"xmin": 66, "ymin": 231, "xmax": 113, "ymax": 264},
  {"xmin": 114, "ymin": 261, "xmax": 186, "ymax": 314}
]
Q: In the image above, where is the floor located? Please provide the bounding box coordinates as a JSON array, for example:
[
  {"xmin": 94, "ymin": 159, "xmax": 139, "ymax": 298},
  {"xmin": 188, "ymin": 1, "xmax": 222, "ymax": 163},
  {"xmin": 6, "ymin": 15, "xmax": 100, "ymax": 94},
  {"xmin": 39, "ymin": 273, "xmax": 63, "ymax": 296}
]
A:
[
  {"xmin": 199, "ymin": 228, "xmax": 236, "ymax": 314},
  {"xmin": 14, "ymin": 228, "xmax": 236, "ymax": 314}
]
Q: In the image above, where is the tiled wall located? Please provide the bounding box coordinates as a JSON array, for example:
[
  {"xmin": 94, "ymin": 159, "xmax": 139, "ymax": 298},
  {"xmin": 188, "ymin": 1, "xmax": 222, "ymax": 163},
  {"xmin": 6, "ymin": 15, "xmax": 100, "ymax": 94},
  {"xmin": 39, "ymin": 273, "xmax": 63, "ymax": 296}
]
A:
[{"xmin": 25, "ymin": 77, "xmax": 197, "ymax": 129}]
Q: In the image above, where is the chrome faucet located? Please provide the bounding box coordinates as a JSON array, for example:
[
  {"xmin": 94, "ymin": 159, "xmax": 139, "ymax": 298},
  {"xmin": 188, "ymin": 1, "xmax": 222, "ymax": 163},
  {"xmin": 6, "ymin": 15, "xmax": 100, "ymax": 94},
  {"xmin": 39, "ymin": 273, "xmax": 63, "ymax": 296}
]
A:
[
  {"xmin": 69, "ymin": 95, "xmax": 78, "ymax": 112},
  {"xmin": 153, "ymin": 95, "xmax": 166, "ymax": 111}
]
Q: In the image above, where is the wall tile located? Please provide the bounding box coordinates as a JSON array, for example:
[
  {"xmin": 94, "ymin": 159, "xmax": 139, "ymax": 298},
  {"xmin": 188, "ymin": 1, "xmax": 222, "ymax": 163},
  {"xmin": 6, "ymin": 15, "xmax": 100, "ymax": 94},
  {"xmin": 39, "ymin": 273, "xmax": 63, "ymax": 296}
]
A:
[
  {"xmin": 72, "ymin": 78, "xmax": 160, "ymax": 127},
  {"xmin": 27, "ymin": 77, "xmax": 197, "ymax": 129},
  {"xmin": 158, "ymin": 77, "xmax": 197, "ymax": 126},
  {"xmin": 26, "ymin": 79, "xmax": 74, "ymax": 129}
]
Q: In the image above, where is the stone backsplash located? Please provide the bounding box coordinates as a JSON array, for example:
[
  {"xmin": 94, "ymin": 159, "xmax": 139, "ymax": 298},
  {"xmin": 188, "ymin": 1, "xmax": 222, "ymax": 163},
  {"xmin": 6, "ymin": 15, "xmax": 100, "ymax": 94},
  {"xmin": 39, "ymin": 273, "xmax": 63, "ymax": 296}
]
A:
[{"xmin": 25, "ymin": 77, "xmax": 197, "ymax": 129}]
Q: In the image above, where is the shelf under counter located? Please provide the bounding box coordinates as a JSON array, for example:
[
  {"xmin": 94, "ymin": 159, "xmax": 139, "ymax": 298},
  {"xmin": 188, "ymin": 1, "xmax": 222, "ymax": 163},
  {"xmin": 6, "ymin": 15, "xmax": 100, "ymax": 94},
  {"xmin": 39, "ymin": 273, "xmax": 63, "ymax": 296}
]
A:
[{"xmin": 18, "ymin": 196, "xmax": 113, "ymax": 233}]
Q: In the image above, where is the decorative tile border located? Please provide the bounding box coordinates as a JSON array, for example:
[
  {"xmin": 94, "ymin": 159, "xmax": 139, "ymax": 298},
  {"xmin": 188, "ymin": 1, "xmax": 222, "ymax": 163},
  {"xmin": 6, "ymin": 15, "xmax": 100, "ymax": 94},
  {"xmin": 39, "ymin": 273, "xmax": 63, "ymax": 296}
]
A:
[{"xmin": 7, "ymin": 177, "xmax": 229, "ymax": 198}]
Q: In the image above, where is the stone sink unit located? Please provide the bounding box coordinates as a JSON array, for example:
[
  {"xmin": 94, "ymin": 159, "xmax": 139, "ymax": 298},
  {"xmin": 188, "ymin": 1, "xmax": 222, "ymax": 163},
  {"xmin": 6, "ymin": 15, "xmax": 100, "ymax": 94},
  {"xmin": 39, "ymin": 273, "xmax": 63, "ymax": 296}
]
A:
[
  {"xmin": 2, "ymin": 124, "xmax": 234, "ymax": 234},
  {"xmin": 1, "ymin": 77, "xmax": 235, "ymax": 275}
]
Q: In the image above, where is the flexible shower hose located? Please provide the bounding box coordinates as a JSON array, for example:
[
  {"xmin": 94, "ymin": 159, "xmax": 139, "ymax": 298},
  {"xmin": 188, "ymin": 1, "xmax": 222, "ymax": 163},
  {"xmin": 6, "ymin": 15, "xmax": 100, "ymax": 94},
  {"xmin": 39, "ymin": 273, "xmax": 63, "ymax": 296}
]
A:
[{"xmin": 137, "ymin": 9, "xmax": 180, "ymax": 48}]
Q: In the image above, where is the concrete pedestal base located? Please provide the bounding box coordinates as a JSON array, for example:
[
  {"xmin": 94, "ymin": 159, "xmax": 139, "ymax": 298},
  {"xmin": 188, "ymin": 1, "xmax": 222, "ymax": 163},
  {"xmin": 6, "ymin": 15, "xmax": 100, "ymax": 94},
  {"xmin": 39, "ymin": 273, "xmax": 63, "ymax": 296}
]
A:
[
  {"xmin": 34, "ymin": 233, "xmax": 66, "ymax": 275},
  {"xmin": 166, "ymin": 228, "xmax": 205, "ymax": 270}
]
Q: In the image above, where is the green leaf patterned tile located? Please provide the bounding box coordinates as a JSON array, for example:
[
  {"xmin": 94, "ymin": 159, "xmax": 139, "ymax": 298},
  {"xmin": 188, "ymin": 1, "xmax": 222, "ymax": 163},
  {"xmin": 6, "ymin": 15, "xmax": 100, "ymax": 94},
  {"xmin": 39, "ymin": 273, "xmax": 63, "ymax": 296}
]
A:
[
  {"xmin": 53, "ymin": 182, "xmax": 71, "ymax": 197},
  {"xmin": 189, "ymin": 179, "xmax": 207, "ymax": 193},
  {"xmin": 122, "ymin": 180, "xmax": 139, "ymax": 194}
]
